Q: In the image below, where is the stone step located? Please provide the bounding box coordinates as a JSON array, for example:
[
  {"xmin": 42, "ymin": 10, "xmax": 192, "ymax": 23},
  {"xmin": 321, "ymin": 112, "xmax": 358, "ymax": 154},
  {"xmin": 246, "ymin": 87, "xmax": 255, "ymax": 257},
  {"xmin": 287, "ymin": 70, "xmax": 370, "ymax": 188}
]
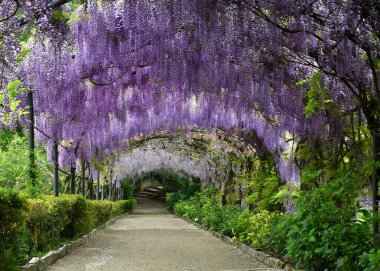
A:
[
  {"xmin": 134, "ymin": 191, "xmax": 157, "ymax": 196},
  {"xmin": 133, "ymin": 186, "xmax": 165, "ymax": 200},
  {"xmin": 133, "ymin": 193, "xmax": 151, "ymax": 198},
  {"xmin": 144, "ymin": 188, "xmax": 162, "ymax": 193}
]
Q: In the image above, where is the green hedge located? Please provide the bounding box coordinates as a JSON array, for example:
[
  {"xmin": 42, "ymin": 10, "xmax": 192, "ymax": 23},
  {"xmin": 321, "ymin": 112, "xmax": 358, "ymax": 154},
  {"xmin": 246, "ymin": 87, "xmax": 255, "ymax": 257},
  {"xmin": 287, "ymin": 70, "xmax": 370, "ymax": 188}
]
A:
[
  {"xmin": 0, "ymin": 188, "xmax": 136, "ymax": 271},
  {"xmin": 0, "ymin": 188, "xmax": 27, "ymax": 270},
  {"xmin": 172, "ymin": 188, "xmax": 279, "ymax": 248}
]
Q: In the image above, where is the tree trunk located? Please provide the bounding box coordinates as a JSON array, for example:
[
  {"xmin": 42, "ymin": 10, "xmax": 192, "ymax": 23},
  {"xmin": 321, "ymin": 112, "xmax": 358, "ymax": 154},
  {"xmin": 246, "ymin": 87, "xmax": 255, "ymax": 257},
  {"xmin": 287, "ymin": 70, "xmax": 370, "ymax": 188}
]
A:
[
  {"xmin": 81, "ymin": 160, "xmax": 85, "ymax": 197},
  {"xmin": 361, "ymin": 101, "xmax": 379, "ymax": 248},
  {"xmin": 52, "ymin": 142, "xmax": 59, "ymax": 196},
  {"xmin": 27, "ymin": 91, "xmax": 36, "ymax": 186},
  {"xmin": 371, "ymin": 129, "xmax": 380, "ymax": 248},
  {"xmin": 96, "ymin": 171, "xmax": 100, "ymax": 200},
  {"xmin": 70, "ymin": 164, "xmax": 76, "ymax": 194},
  {"xmin": 89, "ymin": 177, "xmax": 94, "ymax": 200}
]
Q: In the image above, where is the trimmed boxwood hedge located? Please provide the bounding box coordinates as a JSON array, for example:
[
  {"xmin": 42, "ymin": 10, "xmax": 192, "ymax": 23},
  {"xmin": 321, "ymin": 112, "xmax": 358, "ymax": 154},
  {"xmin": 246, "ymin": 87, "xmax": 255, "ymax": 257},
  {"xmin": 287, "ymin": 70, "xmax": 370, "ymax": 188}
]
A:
[
  {"xmin": 0, "ymin": 188, "xmax": 136, "ymax": 271},
  {"xmin": 0, "ymin": 188, "xmax": 27, "ymax": 270}
]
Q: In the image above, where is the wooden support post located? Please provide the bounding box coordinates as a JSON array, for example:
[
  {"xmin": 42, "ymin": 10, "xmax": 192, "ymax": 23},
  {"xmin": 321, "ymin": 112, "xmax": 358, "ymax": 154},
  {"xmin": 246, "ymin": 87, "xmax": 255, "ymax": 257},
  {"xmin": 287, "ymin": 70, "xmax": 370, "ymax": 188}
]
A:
[
  {"xmin": 70, "ymin": 162, "xmax": 76, "ymax": 194},
  {"xmin": 372, "ymin": 132, "xmax": 380, "ymax": 247},
  {"xmin": 89, "ymin": 176, "xmax": 94, "ymax": 200},
  {"xmin": 27, "ymin": 91, "xmax": 36, "ymax": 186},
  {"xmin": 109, "ymin": 182, "xmax": 113, "ymax": 200},
  {"xmin": 52, "ymin": 142, "xmax": 59, "ymax": 197},
  {"xmin": 81, "ymin": 160, "xmax": 85, "ymax": 197},
  {"xmin": 96, "ymin": 171, "xmax": 100, "ymax": 200}
]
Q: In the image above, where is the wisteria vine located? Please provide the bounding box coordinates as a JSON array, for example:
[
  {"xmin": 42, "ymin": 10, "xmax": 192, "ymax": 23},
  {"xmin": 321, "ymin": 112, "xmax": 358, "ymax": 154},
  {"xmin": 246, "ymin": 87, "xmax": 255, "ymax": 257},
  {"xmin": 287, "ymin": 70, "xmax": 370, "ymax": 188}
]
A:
[{"xmin": 1, "ymin": 1, "xmax": 378, "ymax": 191}]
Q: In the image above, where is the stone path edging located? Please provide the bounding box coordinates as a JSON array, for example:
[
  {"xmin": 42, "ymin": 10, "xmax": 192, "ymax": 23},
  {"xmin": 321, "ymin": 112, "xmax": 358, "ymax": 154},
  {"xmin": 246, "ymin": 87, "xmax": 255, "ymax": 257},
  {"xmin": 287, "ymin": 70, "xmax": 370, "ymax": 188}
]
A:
[
  {"xmin": 19, "ymin": 208, "xmax": 305, "ymax": 271},
  {"xmin": 174, "ymin": 214, "xmax": 304, "ymax": 271},
  {"xmin": 19, "ymin": 213, "xmax": 128, "ymax": 271}
]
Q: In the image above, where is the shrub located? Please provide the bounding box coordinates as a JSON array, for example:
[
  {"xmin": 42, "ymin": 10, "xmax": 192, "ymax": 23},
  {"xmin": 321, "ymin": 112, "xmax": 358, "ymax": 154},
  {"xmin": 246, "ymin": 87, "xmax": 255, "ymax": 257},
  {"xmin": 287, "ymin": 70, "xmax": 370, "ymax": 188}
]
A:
[
  {"xmin": 0, "ymin": 190, "xmax": 136, "ymax": 269},
  {"xmin": 0, "ymin": 188, "xmax": 27, "ymax": 271},
  {"xmin": 246, "ymin": 210, "xmax": 280, "ymax": 247},
  {"xmin": 90, "ymin": 200, "xmax": 113, "ymax": 227},
  {"xmin": 26, "ymin": 196, "xmax": 71, "ymax": 251},
  {"xmin": 269, "ymin": 172, "xmax": 373, "ymax": 270},
  {"xmin": 128, "ymin": 198, "xmax": 137, "ymax": 211},
  {"xmin": 118, "ymin": 199, "xmax": 137, "ymax": 213},
  {"xmin": 229, "ymin": 208, "xmax": 251, "ymax": 242},
  {"xmin": 265, "ymin": 214, "xmax": 288, "ymax": 255},
  {"xmin": 166, "ymin": 192, "xmax": 183, "ymax": 212},
  {"xmin": 0, "ymin": 131, "xmax": 54, "ymax": 196},
  {"xmin": 63, "ymin": 194, "xmax": 88, "ymax": 237},
  {"xmin": 358, "ymin": 249, "xmax": 380, "ymax": 271},
  {"xmin": 166, "ymin": 177, "xmax": 200, "ymax": 212},
  {"xmin": 120, "ymin": 180, "xmax": 135, "ymax": 199},
  {"xmin": 174, "ymin": 195, "xmax": 202, "ymax": 220},
  {"xmin": 172, "ymin": 188, "xmax": 278, "ymax": 248},
  {"xmin": 172, "ymin": 179, "xmax": 375, "ymax": 270},
  {"xmin": 201, "ymin": 202, "xmax": 225, "ymax": 231},
  {"xmin": 26, "ymin": 195, "xmax": 134, "ymax": 259}
]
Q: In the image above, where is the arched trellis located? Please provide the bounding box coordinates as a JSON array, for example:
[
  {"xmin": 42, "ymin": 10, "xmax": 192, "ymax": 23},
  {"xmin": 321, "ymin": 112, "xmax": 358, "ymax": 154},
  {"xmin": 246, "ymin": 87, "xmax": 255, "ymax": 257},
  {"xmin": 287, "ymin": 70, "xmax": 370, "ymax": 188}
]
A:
[
  {"xmin": 110, "ymin": 128, "xmax": 284, "ymax": 208},
  {"xmin": 30, "ymin": 87, "xmax": 300, "ymax": 191},
  {"xmin": 16, "ymin": 0, "xmax": 298, "ymax": 209},
  {"xmin": 42, "ymin": 128, "xmax": 260, "ymax": 202},
  {"xmin": 21, "ymin": 0, "xmax": 302, "ymax": 189},
  {"xmin": 114, "ymin": 129, "xmax": 256, "ymax": 183}
]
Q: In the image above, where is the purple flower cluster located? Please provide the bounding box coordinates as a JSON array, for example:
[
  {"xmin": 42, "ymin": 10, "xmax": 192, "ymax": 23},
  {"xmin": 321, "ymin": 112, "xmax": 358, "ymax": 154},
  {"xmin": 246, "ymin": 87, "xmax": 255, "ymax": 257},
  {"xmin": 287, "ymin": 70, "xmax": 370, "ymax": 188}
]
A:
[{"xmin": 13, "ymin": 0, "xmax": 380, "ymax": 185}]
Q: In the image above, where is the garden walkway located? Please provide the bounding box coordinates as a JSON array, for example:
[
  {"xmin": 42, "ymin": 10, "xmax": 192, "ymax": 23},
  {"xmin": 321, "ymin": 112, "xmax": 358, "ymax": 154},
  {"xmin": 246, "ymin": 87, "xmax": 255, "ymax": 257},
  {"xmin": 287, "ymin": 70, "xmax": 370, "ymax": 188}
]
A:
[{"xmin": 46, "ymin": 198, "xmax": 274, "ymax": 271}]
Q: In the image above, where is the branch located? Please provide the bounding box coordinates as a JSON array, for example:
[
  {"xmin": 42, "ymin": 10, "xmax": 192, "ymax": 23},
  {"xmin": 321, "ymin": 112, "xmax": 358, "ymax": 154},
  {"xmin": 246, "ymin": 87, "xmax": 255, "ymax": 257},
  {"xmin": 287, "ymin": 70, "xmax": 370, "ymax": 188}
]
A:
[
  {"xmin": 0, "ymin": 64, "xmax": 4, "ymax": 90},
  {"xmin": 364, "ymin": 48, "xmax": 380, "ymax": 103},
  {"xmin": 120, "ymin": 40, "xmax": 152, "ymax": 55},
  {"xmin": 88, "ymin": 74, "xmax": 124, "ymax": 86},
  {"xmin": 20, "ymin": 0, "xmax": 73, "ymax": 26},
  {"xmin": 87, "ymin": 62, "xmax": 152, "ymax": 87},
  {"xmin": 30, "ymin": 121, "xmax": 70, "ymax": 150},
  {"xmin": 47, "ymin": 0, "xmax": 72, "ymax": 9},
  {"xmin": 247, "ymin": 6, "xmax": 301, "ymax": 35},
  {"xmin": 56, "ymin": 163, "xmax": 90, "ymax": 181},
  {"xmin": 0, "ymin": 0, "xmax": 19, "ymax": 22}
]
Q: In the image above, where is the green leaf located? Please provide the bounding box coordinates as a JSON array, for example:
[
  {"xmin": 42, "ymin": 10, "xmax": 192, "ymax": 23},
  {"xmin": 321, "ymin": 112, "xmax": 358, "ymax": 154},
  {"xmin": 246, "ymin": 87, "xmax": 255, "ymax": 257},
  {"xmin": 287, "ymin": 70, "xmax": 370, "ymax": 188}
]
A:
[
  {"xmin": 295, "ymin": 78, "xmax": 309, "ymax": 86},
  {"xmin": 7, "ymin": 80, "xmax": 21, "ymax": 99},
  {"xmin": 375, "ymin": 58, "xmax": 380, "ymax": 72},
  {"xmin": 9, "ymin": 100, "xmax": 20, "ymax": 111},
  {"xmin": 15, "ymin": 49, "xmax": 31, "ymax": 63},
  {"xmin": 363, "ymin": 159, "xmax": 380, "ymax": 176},
  {"xmin": 52, "ymin": 10, "xmax": 69, "ymax": 23},
  {"xmin": 60, "ymin": 139, "xmax": 73, "ymax": 148},
  {"xmin": 304, "ymin": 100, "xmax": 318, "ymax": 117},
  {"xmin": 67, "ymin": 13, "xmax": 77, "ymax": 25}
]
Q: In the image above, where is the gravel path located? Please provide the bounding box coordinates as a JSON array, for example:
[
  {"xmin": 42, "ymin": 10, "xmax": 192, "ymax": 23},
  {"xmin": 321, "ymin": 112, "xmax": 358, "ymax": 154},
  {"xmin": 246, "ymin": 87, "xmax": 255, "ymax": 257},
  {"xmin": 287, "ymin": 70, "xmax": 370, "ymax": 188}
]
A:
[{"xmin": 46, "ymin": 199, "xmax": 273, "ymax": 271}]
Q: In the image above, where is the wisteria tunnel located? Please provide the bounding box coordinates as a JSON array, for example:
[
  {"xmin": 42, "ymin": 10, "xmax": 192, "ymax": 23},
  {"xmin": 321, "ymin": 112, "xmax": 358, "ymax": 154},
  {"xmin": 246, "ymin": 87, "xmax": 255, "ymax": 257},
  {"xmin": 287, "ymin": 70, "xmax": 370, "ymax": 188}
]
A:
[{"xmin": 1, "ymin": 0, "xmax": 380, "ymax": 270}]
